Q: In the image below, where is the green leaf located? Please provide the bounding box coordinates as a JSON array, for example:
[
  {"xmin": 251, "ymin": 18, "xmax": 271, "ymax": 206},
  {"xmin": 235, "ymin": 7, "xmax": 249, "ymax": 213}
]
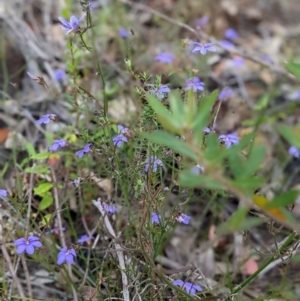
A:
[
  {"xmin": 31, "ymin": 152, "xmax": 50, "ymax": 160},
  {"xmin": 232, "ymin": 176, "xmax": 265, "ymax": 196},
  {"xmin": 25, "ymin": 142, "xmax": 36, "ymax": 156},
  {"xmin": 265, "ymin": 190, "xmax": 298, "ymax": 209},
  {"xmin": 204, "ymin": 134, "xmax": 226, "ymax": 163},
  {"xmin": 179, "ymin": 170, "xmax": 225, "ymax": 189},
  {"xmin": 239, "ymin": 145, "xmax": 266, "ymax": 178},
  {"xmin": 146, "ymin": 94, "xmax": 181, "ymax": 134},
  {"xmin": 142, "ymin": 131, "xmax": 198, "ymax": 161},
  {"xmin": 39, "ymin": 192, "xmax": 53, "ymax": 211},
  {"xmin": 169, "ymin": 91, "xmax": 185, "ymax": 125},
  {"xmin": 286, "ymin": 61, "xmax": 300, "ymax": 79},
  {"xmin": 254, "ymin": 94, "xmax": 269, "ymax": 111},
  {"xmin": 278, "ymin": 124, "xmax": 300, "ymax": 149},
  {"xmin": 24, "ymin": 164, "xmax": 49, "ymax": 175},
  {"xmin": 192, "ymin": 90, "xmax": 218, "ymax": 133},
  {"xmin": 34, "ymin": 183, "xmax": 53, "ymax": 196},
  {"xmin": 217, "ymin": 207, "xmax": 262, "ymax": 234},
  {"xmin": 228, "ymin": 152, "xmax": 246, "ymax": 178}
]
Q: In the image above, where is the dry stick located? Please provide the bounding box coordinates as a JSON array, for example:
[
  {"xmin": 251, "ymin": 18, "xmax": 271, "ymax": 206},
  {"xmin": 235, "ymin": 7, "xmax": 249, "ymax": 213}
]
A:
[
  {"xmin": 19, "ymin": 165, "xmax": 36, "ymax": 299},
  {"xmin": 118, "ymin": 0, "xmax": 298, "ymax": 82},
  {"xmin": 50, "ymin": 167, "xmax": 78, "ymax": 301},
  {"xmin": 1, "ymin": 244, "xmax": 26, "ymax": 301},
  {"xmin": 92, "ymin": 198, "xmax": 130, "ymax": 301}
]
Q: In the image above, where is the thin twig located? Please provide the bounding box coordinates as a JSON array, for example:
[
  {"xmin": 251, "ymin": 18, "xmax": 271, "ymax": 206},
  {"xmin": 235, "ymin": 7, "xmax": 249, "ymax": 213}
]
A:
[
  {"xmin": 92, "ymin": 198, "xmax": 130, "ymax": 301},
  {"xmin": 20, "ymin": 254, "xmax": 32, "ymax": 299},
  {"xmin": 51, "ymin": 167, "xmax": 78, "ymax": 301},
  {"xmin": 1, "ymin": 244, "xmax": 26, "ymax": 300}
]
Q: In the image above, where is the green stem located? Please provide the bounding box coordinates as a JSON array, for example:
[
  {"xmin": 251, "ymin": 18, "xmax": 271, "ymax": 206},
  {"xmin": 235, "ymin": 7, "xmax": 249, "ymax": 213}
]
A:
[
  {"xmin": 97, "ymin": 62, "xmax": 108, "ymax": 118},
  {"xmin": 230, "ymin": 231, "xmax": 296, "ymax": 297}
]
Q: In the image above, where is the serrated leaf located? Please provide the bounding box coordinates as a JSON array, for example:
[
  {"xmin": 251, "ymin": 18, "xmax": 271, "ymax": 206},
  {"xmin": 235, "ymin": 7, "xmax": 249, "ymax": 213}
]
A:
[
  {"xmin": 142, "ymin": 131, "xmax": 198, "ymax": 161},
  {"xmin": 25, "ymin": 142, "xmax": 36, "ymax": 156},
  {"xmin": 278, "ymin": 124, "xmax": 300, "ymax": 149},
  {"xmin": 146, "ymin": 93, "xmax": 181, "ymax": 134},
  {"xmin": 34, "ymin": 183, "xmax": 53, "ymax": 196},
  {"xmin": 31, "ymin": 152, "xmax": 50, "ymax": 160},
  {"xmin": 39, "ymin": 193, "xmax": 53, "ymax": 211},
  {"xmin": 265, "ymin": 190, "xmax": 298, "ymax": 209},
  {"xmin": 179, "ymin": 170, "xmax": 225, "ymax": 189},
  {"xmin": 286, "ymin": 61, "xmax": 300, "ymax": 79},
  {"xmin": 24, "ymin": 164, "xmax": 49, "ymax": 175},
  {"xmin": 192, "ymin": 90, "xmax": 218, "ymax": 133},
  {"xmin": 169, "ymin": 90, "xmax": 185, "ymax": 125},
  {"xmin": 239, "ymin": 145, "xmax": 266, "ymax": 178}
]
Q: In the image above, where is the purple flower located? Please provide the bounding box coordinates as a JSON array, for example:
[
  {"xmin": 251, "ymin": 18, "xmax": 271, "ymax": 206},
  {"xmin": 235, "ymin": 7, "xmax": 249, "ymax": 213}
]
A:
[
  {"xmin": 289, "ymin": 91, "xmax": 300, "ymax": 101},
  {"xmin": 72, "ymin": 179, "xmax": 80, "ymax": 187},
  {"xmin": 0, "ymin": 189, "xmax": 7, "ymax": 198},
  {"xmin": 232, "ymin": 57, "xmax": 245, "ymax": 67},
  {"xmin": 155, "ymin": 53, "xmax": 174, "ymax": 64},
  {"xmin": 173, "ymin": 280, "xmax": 202, "ymax": 296},
  {"xmin": 36, "ymin": 114, "xmax": 56, "ymax": 125},
  {"xmin": 191, "ymin": 164, "xmax": 204, "ymax": 175},
  {"xmin": 102, "ymin": 202, "xmax": 118, "ymax": 214},
  {"xmin": 113, "ymin": 134, "xmax": 128, "ymax": 147},
  {"xmin": 175, "ymin": 213, "xmax": 191, "ymax": 225},
  {"xmin": 219, "ymin": 88, "xmax": 233, "ymax": 101},
  {"xmin": 225, "ymin": 28, "xmax": 238, "ymax": 40},
  {"xmin": 184, "ymin": 77, "xmax": 205, "ymax": 92},
  {"xmin": 194, "ymin": 16, "xmax": 209, "ymax": 28},
  {"xmin": 58, "ymin": 15, "xmax": 85, "ymax": 34},
  {"xmin": 119, "ymin": 27, "xmax": 129, "ymax": 38},
  {"xmin": 144, "ymin": 156, "xmax": 163, "ymax": 172},
  {"xmin": 77, "ymin": 234, "xmax": 94, "ymax": 245},
  {"xmin": 57, "ymin": 247, "xmax": 76, "ymax": 265},
  {"xmin": 45, "ymin": 227, "xmax": 66, "ymax": 235},
  {"xmin": 261, "ymin": 54, "xmax": 273, "ymax": 64},
  {"xmin": 190, "ymin": 42, "xmax": 215, "ymax": 55},
  {"xmin": 54, "ymin": 69, "xmax": 66, "ymax": 81},
  {"xmin": 14, "ymin": 236, "xmax": 42, "ymax": 255},
  {"xmin": 203, "ymin": 127, "xmax": 211, "ymax": 134},
  {"xmin": 219, "ymin": 133, "xmax": 239, "ymax": 148},
  {"xmin": 75, "ymin": 143, "xmax": 92, "ymax": 158},
  {"xmin": 151, "ymin": 212, "xmax": 161, "ymax": 224},
  {"xmin": 149, "ymin": 84, "xmax": 171, "ymax": 100},
  {"xmin": 118, "ymin": 125, "xmax": 129, "ymax": 134},
  {"xmin": 218, "ymin": 40, "xmax": 235, "ymax": 49},
  {"xmin": 289, "ymin": 146, "xmax": 300, "ymax": 158},
  {"xmin": 27, "ymin": 72, "xmax": 37, "ymax": 80},
  {"xmin": 49, "ymin": 139, "xmax": 67, "ymax": 152}
]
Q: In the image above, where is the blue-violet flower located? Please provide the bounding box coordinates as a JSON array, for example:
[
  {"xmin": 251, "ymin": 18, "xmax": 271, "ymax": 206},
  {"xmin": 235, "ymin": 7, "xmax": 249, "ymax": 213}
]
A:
[
  {"xmin": 219, "ymin": 133, "xmax": 239, "ymax": 148},
  {"xmin": 219, "ymin": 88, "xmax": 233, "ymax": 101},
  {"xmin": 0, "ymin": 189, "xmax": 7, "ymax": 198},
  {"xmin": 57, "ymin": 247, "xmax": 76, "ymax": 265},
  {"xmin": 14, "ymin": 236, "xmax": 42, "ymax": 255},
  {"xmin": 151, "ymin": 212, "xmax": 161, "ymax": 224},
  {"xmin": 175, "ymin": 213, "xmax": 191, "ymax": 225},
  {"xmin": 149, "ymin": 84, "xmax": 171, "ymax": 100},
  {"xmin": 102, "ymin": 202, "xmax": 118, "ymax": 214},
  {"xmin": 155, "ymin": 52, "xmax": 174, "ymax": 64},
  {"xmin": 190, "ymin": 42, "xmax": 215, "ymax": 55},
  {"xmin": 225, "ymin": 28, "xmax": 238, "ymax": 40},
  {"xmin": 144, "ymin": 156, "xmax": 163, "ymax": 172},
  {"xmin": 75, "ymin": 143, "xmax": 92, "ymax": 158},
  {"xmin": 36, "ymin": 114, "xmax": 56, "ymax": 125},
  {"xmin": 49, "ymin": 139, "xmax": 67, "ymax": 152},
  {"xmin": 58, "ymin": 15, "xmax": 85, "ymax": 34},
  {"xmin": 173, "ymin": 279, "xmax": 202, "ymax": 296},
  {"xmin": 184, "ymin": 77, "xmax": 205, "ymax": 92},
  {"xmin": 77, "ymin": 234, "xmax": 94, "ymax": 245},
  {"xmin": 289, "ymin": 146, "xmax": 300, "ymax": 158}
]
